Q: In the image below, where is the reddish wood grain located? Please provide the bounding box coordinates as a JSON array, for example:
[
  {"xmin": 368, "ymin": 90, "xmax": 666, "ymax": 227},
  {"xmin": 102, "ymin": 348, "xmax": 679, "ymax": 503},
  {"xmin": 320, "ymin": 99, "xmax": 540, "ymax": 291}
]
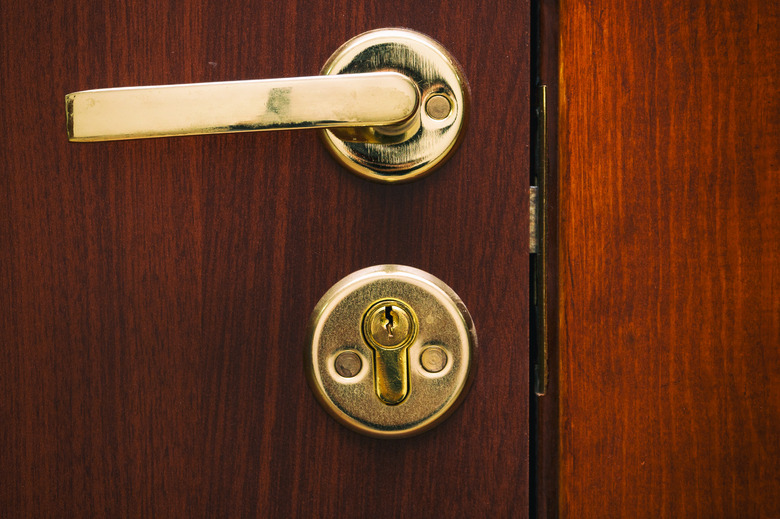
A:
[
  {"xmin": 0, "ymin": 0, "xmax": 530, "ymax": 517},
  {"xmin": 547, "ymin": 0, "xmax": 780, "ymax": 517}
]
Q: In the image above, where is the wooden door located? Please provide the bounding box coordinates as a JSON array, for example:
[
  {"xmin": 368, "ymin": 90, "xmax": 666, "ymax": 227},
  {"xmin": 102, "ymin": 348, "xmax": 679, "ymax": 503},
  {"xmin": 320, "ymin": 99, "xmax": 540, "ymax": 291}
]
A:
[
  {"xmin": 0, "ymin": 1, "xmax": 531, "ymax": 516},
  {"xmin": 537, "ymin": 0, "xmax": 779, "ymax": 517}
]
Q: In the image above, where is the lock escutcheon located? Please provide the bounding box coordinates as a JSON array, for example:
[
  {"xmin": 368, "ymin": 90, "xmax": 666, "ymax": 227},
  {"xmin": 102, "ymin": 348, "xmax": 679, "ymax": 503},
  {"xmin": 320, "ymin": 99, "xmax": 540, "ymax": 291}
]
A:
[{"xmin": 306, "ymin": 265, "xmax": 476, "ymax": 438}]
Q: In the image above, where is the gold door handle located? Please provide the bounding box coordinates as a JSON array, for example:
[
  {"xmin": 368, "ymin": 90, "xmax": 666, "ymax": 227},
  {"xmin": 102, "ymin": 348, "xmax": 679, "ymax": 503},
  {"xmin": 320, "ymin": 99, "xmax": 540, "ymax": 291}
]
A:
[
  {"xmin": 66, "ymin": 73, "xmax": 418, "ymax": 142},
  {"xmin": 65, "ymin": 28, "xmax": 470, "ymax": 183}
]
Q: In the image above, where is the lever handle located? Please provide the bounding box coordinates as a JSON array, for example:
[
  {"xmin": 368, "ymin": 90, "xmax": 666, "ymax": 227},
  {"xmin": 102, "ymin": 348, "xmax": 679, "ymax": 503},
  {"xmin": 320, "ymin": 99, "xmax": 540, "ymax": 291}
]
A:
[
  {"xmin": 66, "ymin": 72, "xmax": 418, "ymax": 142},
  {"xmin": 65, "ymin": 28, "xmax": 469, "ymax": 183}
]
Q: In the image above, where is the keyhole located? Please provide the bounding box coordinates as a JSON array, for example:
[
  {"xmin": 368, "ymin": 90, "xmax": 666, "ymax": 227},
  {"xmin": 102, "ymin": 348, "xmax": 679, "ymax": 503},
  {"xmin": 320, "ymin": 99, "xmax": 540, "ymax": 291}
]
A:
[{"xmin": 384, "ymin": 305, "xmax": 395, "ymax": 337}]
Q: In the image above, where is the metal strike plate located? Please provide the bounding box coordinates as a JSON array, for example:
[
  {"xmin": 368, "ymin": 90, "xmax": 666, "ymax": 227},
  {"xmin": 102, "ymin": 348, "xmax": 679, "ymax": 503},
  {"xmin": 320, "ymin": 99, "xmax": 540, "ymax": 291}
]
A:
[{"xmin": 306, "ymin": 265, "xmax": 476, "ymax": 438}]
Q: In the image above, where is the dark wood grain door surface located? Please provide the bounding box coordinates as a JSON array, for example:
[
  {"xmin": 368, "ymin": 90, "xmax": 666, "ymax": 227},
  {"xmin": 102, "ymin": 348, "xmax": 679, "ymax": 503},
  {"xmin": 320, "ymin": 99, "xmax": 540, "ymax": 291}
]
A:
[
  {"xmin": 538, "ymin": 0, "xmax": 779, "ymax": 517},
  {"xmin": 0, "ymin": 1, "xmax": 530, "ymax": 516}
]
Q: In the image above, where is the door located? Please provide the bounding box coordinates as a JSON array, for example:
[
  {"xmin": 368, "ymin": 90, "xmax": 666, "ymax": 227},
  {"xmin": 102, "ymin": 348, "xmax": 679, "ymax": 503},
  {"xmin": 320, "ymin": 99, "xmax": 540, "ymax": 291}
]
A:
[
  {"xmin": 536, "ymin": 0, "xmax": 779, "ymax": 517},
  {"xmin": 1, "ymin": 1, "xmax": 531, "ymax": 517}
]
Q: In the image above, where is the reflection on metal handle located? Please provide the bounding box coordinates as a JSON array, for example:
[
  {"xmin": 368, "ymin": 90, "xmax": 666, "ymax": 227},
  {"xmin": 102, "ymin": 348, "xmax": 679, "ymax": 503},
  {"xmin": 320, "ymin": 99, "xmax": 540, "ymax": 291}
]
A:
[
  {"xmin": 65, "ymin": 28, "xmax": 469, "ymax": 183},
  {"xmin": 66, "ymin": 72, "xmax": 418, "ymax": 142}
]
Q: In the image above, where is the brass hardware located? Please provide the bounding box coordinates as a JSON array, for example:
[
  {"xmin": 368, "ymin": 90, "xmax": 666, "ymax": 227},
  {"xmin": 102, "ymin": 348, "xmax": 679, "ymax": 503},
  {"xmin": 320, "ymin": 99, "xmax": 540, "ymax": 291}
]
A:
[
  {"xmin": 420, "ymin": 346, "xmax": 448, "ymax": 373},
  {"xmin": 363, "ymin": 300, "xmax": 416, "ymax": 349},
  {"xmin": 362, "ymin": 300, "xmax": 418, "ymax": 405},
  {"xmin": 320, "ymin": 29, "xmax": 470, "ymax": 183},
  {"xmin": 425, "ymin": 95, "xmax": 453, "ymax": 120},
  {"xmin": 334, "ymin": 351, "xmax": 362, "ymax": 378},
  {"xmin": 532, "ymin": 84, "xmax": 549, "ymax": 396},
  {"xmin": 530, "ymin": 185, "xmax": 539, "ymax": 254},
  {"xmin": 306, "ymin": 265, "xmax": 476, "ymax": 438},
  {"xmin": 65, "ymin": 28, "xmax": 469, "ymax": 183},
  {"xmin": 66, "ymin": 73, "xmax": 418, "ymax": 142}
]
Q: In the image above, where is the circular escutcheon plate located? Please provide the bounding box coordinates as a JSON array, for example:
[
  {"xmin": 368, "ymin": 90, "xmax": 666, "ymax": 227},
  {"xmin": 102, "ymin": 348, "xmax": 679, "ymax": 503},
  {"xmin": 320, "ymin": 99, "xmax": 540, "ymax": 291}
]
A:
[
  {"xmin": 320, "ymin": 28, "xmax": 470, "ymax": 183},
  {"xmin": 306, "ymin": 265, "xmax": 477, "ymax": 438}
]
